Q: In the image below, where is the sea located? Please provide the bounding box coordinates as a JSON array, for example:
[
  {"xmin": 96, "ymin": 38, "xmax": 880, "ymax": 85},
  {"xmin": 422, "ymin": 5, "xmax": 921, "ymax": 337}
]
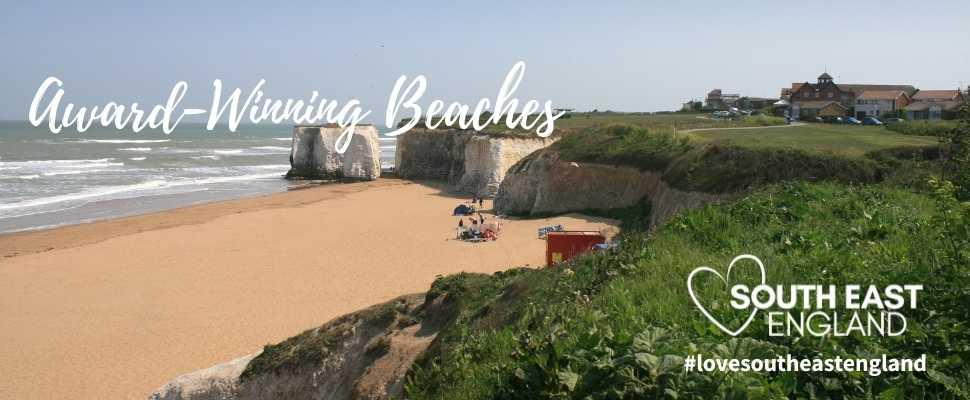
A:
[{"xmin": 0, "ymin": 121, "xmax": 397, "ymax": 234}]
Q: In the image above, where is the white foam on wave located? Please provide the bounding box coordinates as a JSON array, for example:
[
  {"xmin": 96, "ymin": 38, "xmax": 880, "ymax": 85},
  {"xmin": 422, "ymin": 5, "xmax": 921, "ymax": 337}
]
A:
[
  {"xmin": 250, "ymin": 146, "xmax": 290, "ymax": 152},
  {"xmin": 0, "ymin": 158, "xmax": 123, "ymax": 171},
  {"xmin": 129, "ymin": 157, "xmax": 147, "ymax": 161},
  {"xmin": 0, "ymin": 170, "xmax": 285, "ymax": 218},
  {"xmin": 213, "ymin": 149, "xmax": 244, "ymax": 155},
  {"xmin": 0, "ymin": 174, "xmax": 40, "ymax": 180},
  {"xmin": 76, "ymin": 139, "xmax": 171, "ymax": 144},
  {"xmin": 191, "ymin": 155, "xmax": 220, "ymax": 160},
  {"xmin": 120, "ymin": 147, "xmax": 152, "ymax": 152},
  {"xmin": 273, "ymin": 137, "xmax": 292, "ymax": 141}
]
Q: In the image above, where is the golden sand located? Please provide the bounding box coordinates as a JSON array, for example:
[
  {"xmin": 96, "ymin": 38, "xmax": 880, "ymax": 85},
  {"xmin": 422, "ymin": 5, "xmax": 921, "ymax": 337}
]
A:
[{"xmin": 0, "ymin": 179, "xmax": 615, "ymax": 399}]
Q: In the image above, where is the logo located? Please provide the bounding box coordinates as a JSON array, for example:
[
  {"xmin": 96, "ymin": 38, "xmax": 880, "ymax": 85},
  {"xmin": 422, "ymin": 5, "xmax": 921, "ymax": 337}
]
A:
[{"xmin": 688, "ymin": 255, "xmax": 922, "ymax": 337}]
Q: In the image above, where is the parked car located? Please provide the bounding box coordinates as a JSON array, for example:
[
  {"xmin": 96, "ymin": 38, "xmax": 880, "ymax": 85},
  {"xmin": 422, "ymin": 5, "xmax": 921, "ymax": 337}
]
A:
[
  {"xmin": 813, "ymin": 116, "xmax": 824, "ymax": 123},
  {"xmin": 863, "ymin": 117, "xmax": 883, "ymax": 126},
  {"xmin": 823, "ymin": 116, "xmax": 843, "ymax": 124},
  {"xmin": 884, "ymin": 118, "xmax": 904, "ymax": 123},
  {"xmin": 844, "ymin": 117, "xmax": 862, "ymax": 125}
]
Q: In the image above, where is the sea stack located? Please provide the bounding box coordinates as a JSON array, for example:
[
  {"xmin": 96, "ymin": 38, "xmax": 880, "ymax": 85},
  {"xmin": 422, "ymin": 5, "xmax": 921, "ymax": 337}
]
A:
[{"xmin": 286, "ymin": 124, "xmax": 382, "ymax": 180}]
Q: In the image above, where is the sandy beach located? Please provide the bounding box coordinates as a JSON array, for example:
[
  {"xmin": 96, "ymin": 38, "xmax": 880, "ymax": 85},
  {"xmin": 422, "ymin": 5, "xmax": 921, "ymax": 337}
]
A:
[{"xmin": 0, "ymin": 179, "xmax": 615, "ymax": 399}]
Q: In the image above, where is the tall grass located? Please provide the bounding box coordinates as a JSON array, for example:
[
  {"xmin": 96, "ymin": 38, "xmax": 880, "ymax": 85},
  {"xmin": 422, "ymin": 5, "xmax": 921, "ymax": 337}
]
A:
[{"xmin": 406, "ymin": 182, "xmax": 970, "ymax": 399}]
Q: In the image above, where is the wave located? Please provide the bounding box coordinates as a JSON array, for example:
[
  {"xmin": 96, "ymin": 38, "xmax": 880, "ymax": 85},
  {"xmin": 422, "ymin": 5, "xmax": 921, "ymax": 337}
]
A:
[
  {"xmin": 214, "ymin": 147, "xmax": 289, "ymax": 156},
  {"xmin": 75, "ymin": 139, "xmax": 171, "ymax": 144},
  {"xmin": 213, "ymin": 149, "xmax": 244, "ymax": 155},
  {"xmin": 0, "ymin": 174, "xmax": 40, "ymax": 180},
  {"xmin": 191, "ymin": 155, "xmax": 220, "ymax": 160},
  {"xmin": 0, "ymin": 171, "xmax": 285, "ymax": 217},
  {"xmin": 119, "ymin": 147, "xmax": 152, "ymax": 152},
  {"xmin": 273, "ymin": 137, "xmax": 292, "ymax": 141},
  {"xmin": 251, "ymin": 146, "xmax": 290, "ymax": 151},
  {"xmin": 0, "ymin": 158, "xmax": 123, "ymax": 171},
  {"xmin": 128, "ymin": 157, "xmax": 147, "ymax": 161}
]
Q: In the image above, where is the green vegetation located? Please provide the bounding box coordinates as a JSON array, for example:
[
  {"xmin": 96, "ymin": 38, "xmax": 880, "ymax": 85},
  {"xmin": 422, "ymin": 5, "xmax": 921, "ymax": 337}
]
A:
[
  {"xmin": 885, "ymin": 120, "xmax": 960, "ymax": 137},
  {"xmin": 406, "ymin": 181, "xmax": 970, "ymax": 399},
  {"xmin": 401, "ymin": 114, "xmax": 970, "ymax": 399},
  {"xmin": 407, "ymin": 112, "xmax": 787, "ymax": 136},
  {"xmin": 691, "ymin": 124, "xmax": 938, "ymax": 157},
  {"xmin": 548, "ymin": 123, "xmax": 941, "ymax": 193},
  {"xmin": 552, "ymin": 113, "xmax": 786, "ymax": 132},
  {"xmin": 554, "ymin": 124, "xmax": 691, "ymax": 171},
  {"xmin": 241, "ymin": 298, "xmax": 403, "ymax": 380}
]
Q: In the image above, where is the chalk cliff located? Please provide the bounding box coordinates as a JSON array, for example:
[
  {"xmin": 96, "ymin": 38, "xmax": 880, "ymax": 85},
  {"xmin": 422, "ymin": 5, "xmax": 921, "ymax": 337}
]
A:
[
  {"xmin": 395, "ymin": 129, "xmax": 554, "ymax": 197},
  {"xmin": 494, "ymin": 149, "xmax": 727, "ymax": 228},
  {"xmin": 287, "ymin": 125, "xmax": 382, "ymax": 180},
  {"xmin": 149, "ymin": 294, "xmax": 442, "ymax": 400}
]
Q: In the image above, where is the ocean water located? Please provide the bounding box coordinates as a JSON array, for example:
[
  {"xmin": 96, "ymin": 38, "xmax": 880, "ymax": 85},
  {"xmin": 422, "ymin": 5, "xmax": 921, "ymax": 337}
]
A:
[{"xmin": 0, "ymin": 121, "xmax": 397, "ymax": 233}]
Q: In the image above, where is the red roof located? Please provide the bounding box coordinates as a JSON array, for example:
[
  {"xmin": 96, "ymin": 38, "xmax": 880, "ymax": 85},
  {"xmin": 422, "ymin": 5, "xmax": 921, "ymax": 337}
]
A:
[
  {"xmin": 858, "ymin": 90, "xmax": 906, "ymax": 100},
  {"xmin": 912, "ymin": 90, "xmax": 960, "ymax": 101}
]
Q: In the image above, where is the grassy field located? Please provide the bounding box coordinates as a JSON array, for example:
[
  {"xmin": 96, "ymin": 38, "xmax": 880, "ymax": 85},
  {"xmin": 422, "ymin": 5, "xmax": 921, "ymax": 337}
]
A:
[
  {"xmin": 552, "ymin": 112, "xmax": 785, "ymax": 131},
  {"xmin": 690, "ymin": 123, "xmax": 940, "ymax": 157}
]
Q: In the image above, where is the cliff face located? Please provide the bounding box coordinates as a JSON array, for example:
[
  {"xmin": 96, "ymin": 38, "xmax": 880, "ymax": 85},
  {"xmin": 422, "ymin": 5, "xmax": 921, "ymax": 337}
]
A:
[
  {"xmin": 149, "ymin": 294, "xmax": 442, "ymax": 400},
  {"xmin": 288, "ymin": 125, "xmax": 382, "ymax": 180},
  {"xmin": 395, "ymin": 129, "xmax": 554, "ymax": 197},
  {"xmin": 495, "ymin": 150, "xmax": 727, "ymax": 228}
]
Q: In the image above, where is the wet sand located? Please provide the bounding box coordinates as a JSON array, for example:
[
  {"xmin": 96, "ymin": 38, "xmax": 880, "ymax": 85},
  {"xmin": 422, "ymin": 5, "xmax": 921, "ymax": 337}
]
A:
[{"xmin": 0, "ymin": 179, "xmax": 615, "ymax": 399}]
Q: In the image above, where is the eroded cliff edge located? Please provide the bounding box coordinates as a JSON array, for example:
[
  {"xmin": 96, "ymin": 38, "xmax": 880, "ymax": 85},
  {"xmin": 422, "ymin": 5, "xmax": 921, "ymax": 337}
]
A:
[
  {"xmin": 395, "ymin": 129, "xmax": 555, "ymax": 197},
  {"xmin": 150, "ymin": 292, "xmax": 452, "ymax": 400},
  {"xmin": 494, "ymin": 141, "xmax": 887, "ymax": 228},
  {"xmin": 494, "ymin": 149, "xmax": 727, "ymax": 228}
]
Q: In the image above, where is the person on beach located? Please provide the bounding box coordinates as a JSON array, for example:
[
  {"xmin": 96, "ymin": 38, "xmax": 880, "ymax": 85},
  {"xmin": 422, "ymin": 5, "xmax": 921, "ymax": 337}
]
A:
[
  {"xmin": 479, "ymin": 213, "xmax": 485, "ymax": 224},
  {"xmin": 479, "ymin": 197, "xmax": 484, "ymax": 208}
]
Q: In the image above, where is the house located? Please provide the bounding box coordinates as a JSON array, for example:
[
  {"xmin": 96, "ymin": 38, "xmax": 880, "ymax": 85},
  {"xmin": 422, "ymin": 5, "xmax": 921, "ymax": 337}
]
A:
[
  {"xmin": 794, "ymin": 100, "xmax": 848, "ymax": 119},
  {"xmin": 854, "ymin": 90, "xmax": 910, "ymax": 119},
  {"xmin": 736, "ymin": 97, "xmax": 779, "ymax": 110},
  {"xmin": 787, "ymin": 73, "xmax": 916, "ymax": 119},
  {"xmin": 705, "ymin": 89, "xmax": 740, "ymax": 110},
  {"xmin": 904, "ymin": 90, "xmax": 966, "ymax": 120}
]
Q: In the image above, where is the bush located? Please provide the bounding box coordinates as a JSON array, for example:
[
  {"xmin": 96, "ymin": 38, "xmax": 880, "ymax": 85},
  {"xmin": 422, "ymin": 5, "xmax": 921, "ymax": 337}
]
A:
[
  {"xmin": 553, "ymin": 124, "xmax": 692, "ymax": 171},
  {"xmin": 405, "ymin": 182, "xmax": 970, "ymax": 399},
  {"xmin": 885, "ymin": 120, "xmax": 958, "ymax": 136}
]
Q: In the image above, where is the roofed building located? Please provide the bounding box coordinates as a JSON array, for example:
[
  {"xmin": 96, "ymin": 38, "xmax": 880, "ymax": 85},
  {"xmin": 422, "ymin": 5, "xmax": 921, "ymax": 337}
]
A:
[
  {"xmin": 705, "ymin": 89, "xmax": 740, "ymax": 110},
  {"xmin": 854, "ymin": 90, "xmax": 910, "ymax": 119},
  {"xmin": 795, "ymin": 100, "xmax": 849, "ymax": 119},
  {"xmin": 904, "ymin": 89, "xmax": 966, "ymax": 120},
  {"xmin": 788, "ymin": 72, "xmax": 916, "ymax": 119}
]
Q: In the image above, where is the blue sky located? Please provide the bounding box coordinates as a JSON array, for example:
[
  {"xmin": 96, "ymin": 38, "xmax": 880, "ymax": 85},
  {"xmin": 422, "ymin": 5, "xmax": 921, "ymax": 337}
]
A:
[{"xmin": 1, "ymin": 0, "xmax": 968, "ymax": 121}]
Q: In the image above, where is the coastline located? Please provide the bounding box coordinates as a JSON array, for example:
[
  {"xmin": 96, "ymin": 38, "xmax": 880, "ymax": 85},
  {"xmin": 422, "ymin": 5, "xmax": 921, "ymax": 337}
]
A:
[{"xmin": 0, "ymin": 179, "xmax": 616, "ymax": 399}]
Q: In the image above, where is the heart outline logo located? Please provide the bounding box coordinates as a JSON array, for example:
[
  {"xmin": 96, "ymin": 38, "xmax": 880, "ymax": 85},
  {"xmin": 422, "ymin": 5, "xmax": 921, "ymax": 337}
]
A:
[{"xmin": 687, "ymin": 254, "xmax": 766, "ymax": 337}]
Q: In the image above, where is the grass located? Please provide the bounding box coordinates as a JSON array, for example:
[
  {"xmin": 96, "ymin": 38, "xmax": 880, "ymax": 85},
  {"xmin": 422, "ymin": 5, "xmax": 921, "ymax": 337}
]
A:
[
  {"xmin": 543, "ymin": 123, "xmax": 940, "ymax": 194},
  {"xmin": 405, "ymin": 182, "xmax": 970, "ymax": 399},
  {"xmin": 415, "ymin": 112, "xmax": 788, "ymax": 136},
  {"xmin": 885, "ymin": 120, "xmax": 961, "ymax": 137},
  {"xmin": 690, "ymin": 124, "xmax": 939, "ymax": 157},
  {"xmin": 552, "ymin": 112, "xmax": 786, "ymax": 132}
]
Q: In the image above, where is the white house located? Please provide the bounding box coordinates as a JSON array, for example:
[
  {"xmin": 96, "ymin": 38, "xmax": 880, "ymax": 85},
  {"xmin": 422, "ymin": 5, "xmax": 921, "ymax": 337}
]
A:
[{"xmin": 854, "ymin": 90, "xmax": 910, "ymax": 119}]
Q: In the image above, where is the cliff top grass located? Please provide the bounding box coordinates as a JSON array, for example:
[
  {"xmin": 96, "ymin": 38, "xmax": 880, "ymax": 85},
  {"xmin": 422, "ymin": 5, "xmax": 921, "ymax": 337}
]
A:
[
  {"xmin": 405, "ymin": 181, "xmax": 970, "ymax": 399},
  {"xmin": 547, "ymin": 122, "xmax": 944, "ymax": 193},
  {"xmin": 553, "ymin": 112, "xmax": 786, "ymax": 131},
  {"xmin": 689, "ymin": 124, "xmax": 939, "ymax": 157},
  {"xmin": 403, "ymin": 112, "xmax": 786, "ymax": 138}
]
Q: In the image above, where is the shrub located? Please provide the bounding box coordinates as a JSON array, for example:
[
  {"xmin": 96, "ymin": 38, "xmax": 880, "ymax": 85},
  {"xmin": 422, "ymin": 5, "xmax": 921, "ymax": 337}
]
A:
[{"xmin": 885, "ymin": 120, "xmax": 958, "ymax": 136}]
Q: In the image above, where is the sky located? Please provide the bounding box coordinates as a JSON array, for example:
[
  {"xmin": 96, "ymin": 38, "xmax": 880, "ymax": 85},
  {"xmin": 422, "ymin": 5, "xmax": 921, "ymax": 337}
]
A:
[{"xmin": 1, "ymin": 0, "xmax": 968, "ymax": 122}]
